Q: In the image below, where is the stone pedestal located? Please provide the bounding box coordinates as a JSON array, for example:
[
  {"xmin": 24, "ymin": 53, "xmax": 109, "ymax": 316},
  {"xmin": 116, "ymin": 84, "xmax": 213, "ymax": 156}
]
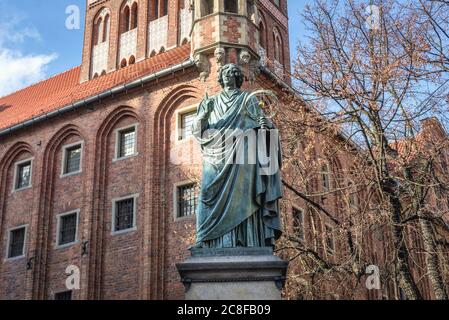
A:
[{"xmin": 176, "ymin": 247, "xmax": 288, "ymax": 300}]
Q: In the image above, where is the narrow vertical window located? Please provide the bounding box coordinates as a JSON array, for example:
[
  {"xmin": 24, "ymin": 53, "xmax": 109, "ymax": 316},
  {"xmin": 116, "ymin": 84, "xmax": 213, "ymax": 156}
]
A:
[
  {"xmin": 103, "ymin": 14, "xmax": 110, "ymax": 42},
  {"xmin": 131, "ymin": 3, "xmax": 138, "ymax": 30},
  {"xmin": 177, "ymin": 184, "xmax": 198, "ymax": 218},
  {"xmin": 113, "ymin": 196, "xmax": 137, "ymax": 233},
  {"xmin": 7, "ymin": 227, "xmax": 26, "ymax": 259},
  {"xmin": 15, "ymin": 160, "xmax": 32, "ymax": 190},
  {"xmin": 163, "ymin": 0, "xmax": 169, "ymax": 16}
]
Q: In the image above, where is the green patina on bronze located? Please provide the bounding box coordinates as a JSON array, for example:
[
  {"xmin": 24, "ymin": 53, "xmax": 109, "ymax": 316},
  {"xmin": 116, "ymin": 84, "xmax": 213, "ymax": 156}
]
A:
[{"xmin": 192, "ymin": 64, "xmax": 283, "ymax": 249}]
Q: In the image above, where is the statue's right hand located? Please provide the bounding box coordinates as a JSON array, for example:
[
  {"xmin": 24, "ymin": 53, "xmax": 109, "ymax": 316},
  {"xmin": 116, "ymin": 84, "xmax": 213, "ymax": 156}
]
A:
[{"xmin": 199, "ymin": 99, "xmax": 214, "ymax": 119}]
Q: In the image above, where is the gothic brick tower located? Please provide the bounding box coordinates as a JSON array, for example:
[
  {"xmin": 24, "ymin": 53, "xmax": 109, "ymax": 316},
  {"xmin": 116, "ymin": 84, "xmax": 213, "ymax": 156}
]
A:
[{"xmin": 80, "ymin": 0, "xmax": 290, "ymax": 83}]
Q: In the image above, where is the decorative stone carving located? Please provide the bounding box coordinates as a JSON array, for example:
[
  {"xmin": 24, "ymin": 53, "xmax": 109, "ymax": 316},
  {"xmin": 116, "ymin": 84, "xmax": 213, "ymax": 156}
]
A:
[
  {"xmin": 214, "ymin": 47, "xmax": 226, "ymax": 66},
  {"xmin": 194, "ymin": 53, "xmax": 210, "ymax": 81},
  {"xmin": 239, "ymin": 50, "xmax": 251, "ymax": 65}
]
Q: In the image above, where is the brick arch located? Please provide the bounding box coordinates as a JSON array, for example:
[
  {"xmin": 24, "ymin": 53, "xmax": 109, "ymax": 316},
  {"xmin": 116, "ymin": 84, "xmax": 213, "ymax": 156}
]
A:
[
  {"xmin": 150, "ymin": 85, "xmax": 202, "ymax": 299},
  {"xmin": 0, "ymin": 142, "xmax": 34, "ymax": 267},
  {"xmin": 32, "ymin": 124, "xmax": 85, "ymax": 299},
  {"xmin": 87, "ymin": 106, "xmax": 142, "ymax": 299}
]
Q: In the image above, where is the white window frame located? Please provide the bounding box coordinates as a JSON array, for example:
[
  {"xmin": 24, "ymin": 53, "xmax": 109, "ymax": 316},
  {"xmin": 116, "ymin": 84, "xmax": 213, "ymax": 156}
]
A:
[
  {"xmin": 176, "ymin": 105, "xmax": 198, "ymax": 142},
  {"xmin": 12, "ymin": 158, "xmax": 34, "ymax": 192},
  {"xmin": 5, "ymin": 224, "xmax": 28, "ymax": 260},
  {"xmin": 113, "ymin": 124, "xmax": 139, "ymax": 162},
  {"xmin": 111, "ymin": 194, "xmax": 139, "ymax": 235},
  {"xmin": 292, "ymin": 205, "xmax": 305, "ymax": 241},
  {"xmin": 61, "ymin": 141, "xmax": 84, "ymax": 178},
  {"xmin": 173, "ymin": 180, "xmax": 198, "ymax": 221},
  {"xmin": 55, "ymin": 209, "xmax": 80, "ymax": 249}
]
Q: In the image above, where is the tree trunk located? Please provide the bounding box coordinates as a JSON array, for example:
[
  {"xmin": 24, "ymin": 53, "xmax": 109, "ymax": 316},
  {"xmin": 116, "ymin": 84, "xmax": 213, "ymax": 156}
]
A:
[
  {"xmin": 389, "ymin": 194, "xmax": 423, "ymax": 300},
  {"xmin": 419, "ymin": 215, "xmax": 448, "ymax": 300}
]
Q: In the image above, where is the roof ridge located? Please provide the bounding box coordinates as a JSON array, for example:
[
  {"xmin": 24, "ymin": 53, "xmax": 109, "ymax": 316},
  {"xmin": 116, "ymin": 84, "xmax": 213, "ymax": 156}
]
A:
[{"xmin": 0, "ymin": 65, "xmax": 81, "ymax": 100}]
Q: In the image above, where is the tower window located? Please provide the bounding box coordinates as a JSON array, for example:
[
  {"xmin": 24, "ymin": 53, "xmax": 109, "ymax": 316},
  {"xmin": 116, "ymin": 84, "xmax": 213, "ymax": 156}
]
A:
[
  {"xmin": 103, "ymin": 14, "xmax": 110, "ymax": 42},
  {"xmin": 131, "ymin": 3, "xmax": 138, "ymax": 30},
  {"xmin": 176, "ymin": 183, "xmax": 198, "ymax": 218},
  {"xmin": 7, "ymin": 226, "xmax": 26, "ymax": 259},
  {"xmin": 225, "ymin": 0, "xmax": 238, "ymax": 14}
]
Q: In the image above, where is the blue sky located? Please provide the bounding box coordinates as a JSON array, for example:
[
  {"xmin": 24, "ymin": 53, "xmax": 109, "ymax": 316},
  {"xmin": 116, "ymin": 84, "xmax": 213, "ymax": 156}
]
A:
[{"xmin": 0, "ymin": 0, "xmax": 310, "ymax": 97}]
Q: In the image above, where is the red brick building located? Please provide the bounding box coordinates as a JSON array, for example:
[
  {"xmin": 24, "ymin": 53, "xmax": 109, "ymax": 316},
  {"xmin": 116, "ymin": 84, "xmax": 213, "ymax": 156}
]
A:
[{"xmin": 0, "ymin": 0, "xmax": 292, "ymax": 300}]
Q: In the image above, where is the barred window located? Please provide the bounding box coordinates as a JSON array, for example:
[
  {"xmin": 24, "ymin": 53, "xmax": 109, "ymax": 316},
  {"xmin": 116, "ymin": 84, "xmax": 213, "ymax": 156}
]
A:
[
  {"xmin": 325, "ymin": 225, "xmax": 335, "ymax": 255},
  {"xmin": 16, "ymin": 161, "xmax": 31, "ymax": 190},
  {"xmin": 118, "ymin": 127, "xmax": 137, "ymax": 159},
  {"xmin": 58, "ymin": 212, "xmax": 78, "ymax": 246},
  {"xmin": 292, "ymin": 207, "xmax": 305, "ymax": 241},
  {"xmin": 8, "ymin": 227, "xmax": 26, "ymax": 258},
  {"xmin": 180, "ymin": 111, "xmax": 196, "ymax": 140},
  {"xmin": 55, "ymin": 291, "xmax": 72, "ymax": 300},
  {"xmin": 177, "ymin": 184, "xmax": 198, "ymax": 218},
  {"xmin": 114, "ymin": 197, "xmax": 136, "ymax": 232},
  {"xmin": 64, "ymin": 144, "xmax": 82, "ymax": 175}
]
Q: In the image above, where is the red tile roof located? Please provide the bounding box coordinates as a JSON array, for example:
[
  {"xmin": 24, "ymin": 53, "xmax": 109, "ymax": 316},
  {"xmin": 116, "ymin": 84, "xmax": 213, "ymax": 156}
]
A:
[{"xmin": 0, "ymin": 44, "xmax": 191, "ymax": 132}]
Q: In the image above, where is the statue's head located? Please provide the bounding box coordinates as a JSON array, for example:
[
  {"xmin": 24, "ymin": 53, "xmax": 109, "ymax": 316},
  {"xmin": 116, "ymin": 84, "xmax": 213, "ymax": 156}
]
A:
[{"xmin": 218, "ymin": 64, "xmax": 244, "ymax": 89}]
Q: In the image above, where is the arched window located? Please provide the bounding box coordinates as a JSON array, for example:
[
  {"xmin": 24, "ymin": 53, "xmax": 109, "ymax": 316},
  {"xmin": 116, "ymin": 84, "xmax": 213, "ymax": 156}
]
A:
[
  {"xmin": 129, "ymin": 55, "xmax": 136, "ymax": 65},
  {"xmin": 225, "ymin": 0, "xmax": 238, "ymax": 14},
  {"xmin": 273, "ymin": 28, "xmax": 283, "ymax": 63},
  {"xmin": 102, "ymin": 14, "xmax": 110, "ymax": 43},
  {"xmin": 259, "ymin": 21, "xmax": 266, "ymax": 49},
  {"xmin": 94, "ymin": 17, "xmax": 103, "ymax": 45},
  {"xmin": 122, "ymin": 5, "xmax": 131, "ymax": 33},
  {"xmin": 163, "ymin": 0, "xmax": 169, "ymax": 16},
  {"xmin": 131, "ymin": 3, "xmax": 138, "ymax": 30}
]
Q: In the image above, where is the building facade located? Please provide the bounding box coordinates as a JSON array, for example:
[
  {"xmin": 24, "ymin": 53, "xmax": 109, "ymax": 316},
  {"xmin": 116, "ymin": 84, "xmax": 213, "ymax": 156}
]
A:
[{"xmin": 0, "ymin": 0, "xmax": 291, "ymax": 300}]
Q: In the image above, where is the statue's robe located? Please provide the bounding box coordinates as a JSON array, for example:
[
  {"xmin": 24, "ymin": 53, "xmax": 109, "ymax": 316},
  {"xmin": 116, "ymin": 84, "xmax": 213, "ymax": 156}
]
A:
[{"xmin": 193, "ymin": 89, "xmax": 283, "ymax": 248}]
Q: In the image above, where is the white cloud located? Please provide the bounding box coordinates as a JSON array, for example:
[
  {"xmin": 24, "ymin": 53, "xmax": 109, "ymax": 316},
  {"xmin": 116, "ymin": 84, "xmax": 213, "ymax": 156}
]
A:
[
  {"xmin": 0, "ymin": 49, "xmax": 57, "ymax": 97},
  {"xmin": 0, "ymin": 10, "xmax": 57, "ymax": 97}
]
